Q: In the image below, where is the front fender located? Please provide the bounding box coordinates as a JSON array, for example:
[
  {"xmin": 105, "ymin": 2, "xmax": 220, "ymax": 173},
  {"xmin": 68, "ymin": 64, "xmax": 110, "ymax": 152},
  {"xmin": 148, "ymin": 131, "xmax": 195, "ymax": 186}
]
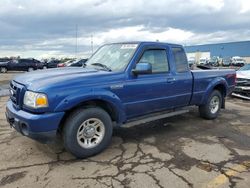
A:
[
  {"xmin": 201, "ymin": 77, "xmax": 228, "ymax": 105},
  {"xmin": 54, "ymin": 89, "xmax": 126, "ymax": 123}
]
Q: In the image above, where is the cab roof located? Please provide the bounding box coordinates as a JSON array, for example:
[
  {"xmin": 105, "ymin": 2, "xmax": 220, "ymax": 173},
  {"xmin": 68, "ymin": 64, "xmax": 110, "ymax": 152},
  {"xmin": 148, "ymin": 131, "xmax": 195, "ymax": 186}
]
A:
[{"xmin": 110, "ymin": 41, "xmax": 183, "ymax": 48}]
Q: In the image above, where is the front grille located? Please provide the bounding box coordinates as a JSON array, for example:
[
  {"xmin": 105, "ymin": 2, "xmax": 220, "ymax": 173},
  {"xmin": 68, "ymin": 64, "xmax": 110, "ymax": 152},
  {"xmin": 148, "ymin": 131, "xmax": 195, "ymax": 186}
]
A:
[
  {"xmin": 9, "ymin": 81, "xmax": 23, "ymax": 107},
  {"xmin": 234, "ymin": 89, "xmax": 250, "ymax": 97},
  {"xmin": 236, "ymin": 78, "xmax": 250, "ymax": 87}
]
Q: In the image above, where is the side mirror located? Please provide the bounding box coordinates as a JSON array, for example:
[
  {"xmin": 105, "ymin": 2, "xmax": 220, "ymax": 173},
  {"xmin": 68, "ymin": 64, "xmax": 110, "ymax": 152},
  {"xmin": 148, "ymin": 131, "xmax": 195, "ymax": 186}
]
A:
[{"xmin": 132, "ymin": 62, "xmax": 152, "ymax": 75}]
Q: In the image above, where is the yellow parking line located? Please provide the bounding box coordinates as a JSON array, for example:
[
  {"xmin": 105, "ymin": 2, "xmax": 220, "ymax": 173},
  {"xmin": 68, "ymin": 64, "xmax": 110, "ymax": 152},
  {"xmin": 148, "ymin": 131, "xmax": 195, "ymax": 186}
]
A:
[{"xmin": 204, "ymin": 161, "xmax": 250, "ymax": 188}]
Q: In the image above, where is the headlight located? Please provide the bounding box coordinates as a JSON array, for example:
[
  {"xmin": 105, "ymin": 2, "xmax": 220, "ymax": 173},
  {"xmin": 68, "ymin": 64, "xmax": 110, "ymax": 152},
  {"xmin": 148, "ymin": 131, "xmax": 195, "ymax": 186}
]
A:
[{"xmin": 23, "ymin": 91, "xmax": 48, "ymax": 108}]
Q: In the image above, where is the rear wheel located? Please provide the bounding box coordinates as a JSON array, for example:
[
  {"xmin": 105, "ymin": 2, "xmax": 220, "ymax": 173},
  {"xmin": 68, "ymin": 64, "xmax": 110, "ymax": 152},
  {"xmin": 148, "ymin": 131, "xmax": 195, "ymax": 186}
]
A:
[
  {"xmin": 0, "ymin": 67, "xmax": 7, "ymax": 73},
  {"xmin": 63, "ymin": 107, "xmax": 113, "ymax": 158},
  {"xmin": 199, "ymin": 90, "xmax": 222, "ymax": 120}
]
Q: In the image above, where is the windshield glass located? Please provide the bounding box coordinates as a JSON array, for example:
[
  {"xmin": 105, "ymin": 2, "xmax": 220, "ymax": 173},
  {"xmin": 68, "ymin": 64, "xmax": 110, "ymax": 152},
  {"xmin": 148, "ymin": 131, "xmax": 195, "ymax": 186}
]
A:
[
  {"xmin": 67, "ymin": 59, "xmax": 78, "ymax": 65},
  {"xmin": 239, "ymin": 64, "xmax": 250, "ymax": 71},
  {"xmin": 86, "ymin": 43, "xmax": 138, "ymax": 71},
  {"xmin": 48, "ymin": 59, "xmax": 56, "ymax": 63},
  {"xmin": 64, "ymin": 60, "xmax": 74, "ymax": 65}
]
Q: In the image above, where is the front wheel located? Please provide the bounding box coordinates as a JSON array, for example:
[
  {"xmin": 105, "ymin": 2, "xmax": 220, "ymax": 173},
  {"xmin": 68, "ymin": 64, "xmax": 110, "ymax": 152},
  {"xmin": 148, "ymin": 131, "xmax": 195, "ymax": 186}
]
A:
[
  {"xmin": 199, "ymin": 90, "xmax": 222, "ymax": 120},
  {"xmin": 63, "ymin": 107, "xmax": 113, "ymax": 158}
]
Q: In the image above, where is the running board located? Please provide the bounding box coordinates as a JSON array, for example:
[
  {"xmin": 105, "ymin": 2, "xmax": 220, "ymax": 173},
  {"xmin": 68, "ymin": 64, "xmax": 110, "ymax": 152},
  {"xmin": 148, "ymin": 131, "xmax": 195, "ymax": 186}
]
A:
[{"xmin": 123, "ymin": 109, "xmax": 189, "ymax": 128}]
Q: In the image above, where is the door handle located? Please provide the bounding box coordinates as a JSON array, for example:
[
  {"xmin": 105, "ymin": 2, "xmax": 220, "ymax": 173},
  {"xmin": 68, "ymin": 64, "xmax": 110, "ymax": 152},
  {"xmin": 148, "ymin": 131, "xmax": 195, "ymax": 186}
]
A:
[{"xmin": 166, "ymin": 78, "xmax": 176, "ymax": 83}]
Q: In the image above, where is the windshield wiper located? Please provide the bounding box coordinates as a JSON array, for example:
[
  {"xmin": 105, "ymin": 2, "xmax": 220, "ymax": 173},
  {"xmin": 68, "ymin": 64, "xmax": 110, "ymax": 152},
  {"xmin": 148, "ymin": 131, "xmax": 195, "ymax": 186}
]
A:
[{"xmin": 91, "ymin": 63, "xmax": 112, "ymax": 71}]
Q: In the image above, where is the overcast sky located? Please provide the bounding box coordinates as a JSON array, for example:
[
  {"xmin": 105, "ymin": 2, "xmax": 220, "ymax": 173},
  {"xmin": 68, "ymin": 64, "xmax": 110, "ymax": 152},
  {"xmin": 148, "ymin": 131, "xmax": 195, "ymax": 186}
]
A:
[{"xmin": 0, "ymin": 0, "xmax": 250, "ymax": 59}]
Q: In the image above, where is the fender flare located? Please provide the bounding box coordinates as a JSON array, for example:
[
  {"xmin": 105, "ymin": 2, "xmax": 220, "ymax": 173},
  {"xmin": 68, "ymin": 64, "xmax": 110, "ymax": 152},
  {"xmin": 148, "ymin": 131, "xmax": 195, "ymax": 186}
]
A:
[
  {"xmin": 54, "ymin": 89, "xmax": 126, "ymax": 123},
  {"xmin": 201, "ymin": 77, "xmax": 228, "ymax": 105}
]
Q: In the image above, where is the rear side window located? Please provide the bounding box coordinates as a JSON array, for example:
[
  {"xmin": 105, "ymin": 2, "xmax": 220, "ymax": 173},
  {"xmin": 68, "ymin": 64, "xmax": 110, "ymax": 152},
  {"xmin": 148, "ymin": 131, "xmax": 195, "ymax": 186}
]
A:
[
  {"xmin": 138, "ymin": 49, "xmax": 169, "ymax": 73},
  {"xmin": 172, "ymin": 47, "xmax": 188, "ymax": 72}
]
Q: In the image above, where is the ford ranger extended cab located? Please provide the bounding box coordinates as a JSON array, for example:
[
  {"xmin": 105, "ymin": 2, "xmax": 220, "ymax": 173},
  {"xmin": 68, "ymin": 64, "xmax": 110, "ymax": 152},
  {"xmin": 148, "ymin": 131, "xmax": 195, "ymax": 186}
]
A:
[{"xmin": 5, "ymin": 42, "xmax": 236, "ymax": 158}]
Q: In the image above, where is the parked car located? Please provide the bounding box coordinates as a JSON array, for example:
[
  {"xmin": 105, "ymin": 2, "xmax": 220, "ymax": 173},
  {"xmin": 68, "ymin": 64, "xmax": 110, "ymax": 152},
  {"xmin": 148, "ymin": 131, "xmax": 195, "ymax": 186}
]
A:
[
  {"xmin": 232, "ymin": 56, "xmax": 246, "ymax": 67},
  {"xmin": 57, "ymin": 59, "xmax": 74, "ymax": 68},
  {"xmin": 57, "ymin": 62, "xmax": 67, "ymax": 68},
  {"xmin": 0, "ymin": 58, "xmax": 11, "ymax": 63},
  {"xmin": 198, "ymin": 58, "xmax": 208, "ymax": 65},
  {"xmin": 208, "ymin": 56, "xmax": 219, "ymax": 67},
  {"xmin": 222, "ymin": 57, "xmax": 232, "ymax": 66},
  {"xmin": 0, "ymin": 58, "xmax": 11, "ymax": 73},
  {"xmin": 238, "ymin": 64, "xmax": 250, "ymax": 71},
  {"xmin": 57, "ymin": 59, "xmax": 88, "ymax": 68},
  {"xmin": 6, "ymin": 42, "xmax": 236, "ymax": 158},
  {"xmin": 0, "ymin": 58, "xmax": 44, "ymax": 73},
  {"xmin": 232, "ymin": 64, "xmax": 250, "ymax": 100},
  {"xmin": 46, "ymin": 59, "xmax": 61, "ymax": 68},
  {"xmin": 188, "ymin": 57, "xmax": 195, "ymax": 68},
  {"xmin": 67, "ymin": 59, "xmax": 88, "ymax": 67}
]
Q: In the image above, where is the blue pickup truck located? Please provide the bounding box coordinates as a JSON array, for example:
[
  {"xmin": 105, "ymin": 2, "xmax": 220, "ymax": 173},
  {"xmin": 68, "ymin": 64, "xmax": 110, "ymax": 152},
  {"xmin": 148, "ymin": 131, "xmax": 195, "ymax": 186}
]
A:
[{"xmin": 5, "ymin": 42, "xmax": 236, "ymax": 158}]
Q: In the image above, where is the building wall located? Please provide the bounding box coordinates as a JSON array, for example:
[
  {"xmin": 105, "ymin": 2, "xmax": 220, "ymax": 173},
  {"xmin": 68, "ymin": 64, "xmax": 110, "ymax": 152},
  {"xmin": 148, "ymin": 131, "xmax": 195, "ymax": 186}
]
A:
[
  {"xmin": 184, "ymin": 41, "xmax": 250, "ymax": 58},
  {"xmin": 243, "ymin": 57, "xmax": 250, "ymax": 63},
  {"xmin": 187, "ymin": 52, "xmax": 210, "ymax": 62}
]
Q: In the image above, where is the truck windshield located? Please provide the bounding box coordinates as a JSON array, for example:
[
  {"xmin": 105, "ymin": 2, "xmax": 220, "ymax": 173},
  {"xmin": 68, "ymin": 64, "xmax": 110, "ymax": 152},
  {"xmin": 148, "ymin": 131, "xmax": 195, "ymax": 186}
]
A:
[{"xmin": 86, "ymin": 43, "xmax": 138, "ymax": 72}]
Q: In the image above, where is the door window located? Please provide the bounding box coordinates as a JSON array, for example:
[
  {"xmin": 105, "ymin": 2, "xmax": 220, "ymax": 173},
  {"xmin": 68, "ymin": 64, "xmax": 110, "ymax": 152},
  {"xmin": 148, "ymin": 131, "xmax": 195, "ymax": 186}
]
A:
[
  {"xmin": 19, "ymin": 60, "xmax": 26, "ymax": 64},
  {"xmin": 12, "ymin": 60, "xmax": 18, "ymax": 64},
  {"xmin": 172, "ymin": 47, "xmax": 189, "ymax": 72},
  {"xmin": 138, "ymin": 49, "xmax": 169, "ymax": 73}
]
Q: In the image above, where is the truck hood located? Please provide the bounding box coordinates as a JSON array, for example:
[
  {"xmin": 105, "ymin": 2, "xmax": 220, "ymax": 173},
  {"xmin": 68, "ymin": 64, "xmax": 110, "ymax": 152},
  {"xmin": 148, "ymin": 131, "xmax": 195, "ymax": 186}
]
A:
[{"xmin": 13, "ymin": 67, "xmax": 111, "ymax": 90}]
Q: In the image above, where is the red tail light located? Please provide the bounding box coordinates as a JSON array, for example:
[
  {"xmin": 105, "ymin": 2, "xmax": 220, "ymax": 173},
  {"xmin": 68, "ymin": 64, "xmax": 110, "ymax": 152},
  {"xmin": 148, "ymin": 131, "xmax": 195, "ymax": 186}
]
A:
[{"xmin": 57, "ymin": 63, "xmax": 65, "ymax": 67}]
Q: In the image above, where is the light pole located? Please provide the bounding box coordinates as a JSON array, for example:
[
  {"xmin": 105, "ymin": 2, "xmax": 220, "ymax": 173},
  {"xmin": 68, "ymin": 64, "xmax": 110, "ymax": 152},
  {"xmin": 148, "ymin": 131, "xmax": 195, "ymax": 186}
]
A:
[
  {"xmin": 91, "ymin": 35, "xmax": 93, "ymax": 55},
  {"xmin": 75, "ymin": 24, "xmax": 78, "ymax": 58}
]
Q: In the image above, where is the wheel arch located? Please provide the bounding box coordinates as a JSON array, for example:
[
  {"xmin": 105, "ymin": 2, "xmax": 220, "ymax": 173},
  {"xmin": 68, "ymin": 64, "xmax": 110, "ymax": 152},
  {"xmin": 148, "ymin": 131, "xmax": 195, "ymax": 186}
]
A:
[
  {"xmin": 0, "ymin": 66, "xmax": 8, "ymax": 72},
  {"xmin": 213, "ymin": 84, "xmax": 226, "ymax": 97},
  {"xmin": 57, "ymin": 98, "xmax": 124, "ymax": 134},
  {"xmin": 201, "ymin": 78, "xmax": 228, "ymax": 106}
]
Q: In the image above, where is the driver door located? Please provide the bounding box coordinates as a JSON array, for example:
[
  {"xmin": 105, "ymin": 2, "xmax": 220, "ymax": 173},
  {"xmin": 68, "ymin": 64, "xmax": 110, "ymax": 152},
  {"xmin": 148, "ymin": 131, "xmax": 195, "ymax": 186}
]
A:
[{"xmin": 122, "ymin": 48, "xmax": 176, "ymax": 118}]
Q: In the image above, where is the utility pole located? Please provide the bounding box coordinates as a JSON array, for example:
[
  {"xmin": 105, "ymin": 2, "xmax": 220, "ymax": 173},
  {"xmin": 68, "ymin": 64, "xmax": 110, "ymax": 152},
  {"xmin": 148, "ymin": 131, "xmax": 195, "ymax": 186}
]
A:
[
  {"xmin": 75, "ymin": 24, "xmax": 78, "ymax": 58},
  {"xmin": 91, "ymin": 35, "xmax": 93, "ymax": 55}
]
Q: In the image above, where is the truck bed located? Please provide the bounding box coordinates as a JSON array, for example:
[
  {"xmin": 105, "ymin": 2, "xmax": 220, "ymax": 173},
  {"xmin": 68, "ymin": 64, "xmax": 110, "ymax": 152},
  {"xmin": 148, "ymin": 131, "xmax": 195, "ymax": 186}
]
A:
[{"xmin": 190, "ymin": 69, "xmax": 236, "ymax": 105}]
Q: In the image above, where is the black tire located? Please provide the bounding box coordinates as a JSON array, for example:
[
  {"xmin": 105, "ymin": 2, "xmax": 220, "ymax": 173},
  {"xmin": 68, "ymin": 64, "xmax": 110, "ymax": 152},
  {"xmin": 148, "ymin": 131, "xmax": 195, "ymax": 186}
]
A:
[
  {"xmin": 0, "ymin": 67, "xmax": 7, "ymax": 73},
  {"xmin": 63, "ymin": 107, "xmax": 113, "ymax": 158},
  {"xmin": 28, "ymin": 67, "xmax": 34, "ymax": 72},
  {"xmin": 199, "ymin": 90, "xmax": 222, "ymax": 120}
]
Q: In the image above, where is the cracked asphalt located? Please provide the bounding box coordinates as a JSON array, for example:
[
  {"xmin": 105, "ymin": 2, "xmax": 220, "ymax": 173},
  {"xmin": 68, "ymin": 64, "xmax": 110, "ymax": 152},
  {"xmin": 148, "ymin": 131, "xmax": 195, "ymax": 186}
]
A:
[{"xmin": 0, "ymin": 72, "xmax": 250, "ymax": 188}]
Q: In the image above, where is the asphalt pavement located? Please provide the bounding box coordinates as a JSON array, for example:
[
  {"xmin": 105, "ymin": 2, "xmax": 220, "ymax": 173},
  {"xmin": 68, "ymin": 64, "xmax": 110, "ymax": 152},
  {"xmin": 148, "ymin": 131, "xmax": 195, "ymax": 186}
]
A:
[{"xmin": 0, "ymin": 72, "xmax": 249, "ymax": 188}]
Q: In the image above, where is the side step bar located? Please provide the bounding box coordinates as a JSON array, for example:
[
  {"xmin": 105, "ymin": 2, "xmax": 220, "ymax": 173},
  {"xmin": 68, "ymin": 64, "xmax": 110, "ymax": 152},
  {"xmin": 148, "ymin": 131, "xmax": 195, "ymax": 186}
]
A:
[{"xmin": 123, "ymin": 109, "xmax": 189, "ymax": 128}]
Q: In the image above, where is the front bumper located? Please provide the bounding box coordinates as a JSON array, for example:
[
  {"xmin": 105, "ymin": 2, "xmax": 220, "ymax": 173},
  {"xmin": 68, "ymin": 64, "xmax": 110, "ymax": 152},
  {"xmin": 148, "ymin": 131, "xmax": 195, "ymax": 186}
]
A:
[
  {"xmin": 232, "ymin": 86, "xmax": 250, "ymax": 100},
  {"xmin": 5, "ymin": 100, "xmax": 65, "ymax": 143},
  {"xmin": 232, "ymin": 78, "xmax": 250, "ymax": 100}
]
